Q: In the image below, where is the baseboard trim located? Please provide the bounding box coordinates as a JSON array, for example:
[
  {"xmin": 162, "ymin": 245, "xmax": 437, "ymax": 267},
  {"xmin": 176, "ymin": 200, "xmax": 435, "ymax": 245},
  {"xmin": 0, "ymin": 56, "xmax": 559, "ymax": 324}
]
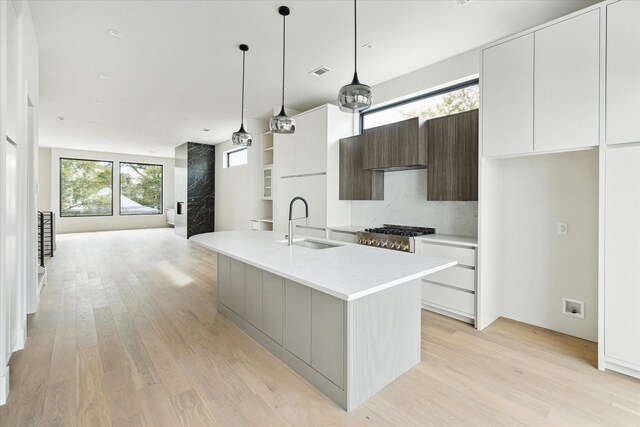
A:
[{"xmin": 605, "ymin": 358, "xmax": 640, "ymax": 380}]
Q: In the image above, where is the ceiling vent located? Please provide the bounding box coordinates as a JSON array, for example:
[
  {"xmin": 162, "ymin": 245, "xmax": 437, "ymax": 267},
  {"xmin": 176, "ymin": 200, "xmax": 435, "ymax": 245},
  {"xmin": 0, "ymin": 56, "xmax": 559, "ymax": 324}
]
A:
[{"xmin": 309, "ymin": 66, "xmax": 331, "ymax": 77}]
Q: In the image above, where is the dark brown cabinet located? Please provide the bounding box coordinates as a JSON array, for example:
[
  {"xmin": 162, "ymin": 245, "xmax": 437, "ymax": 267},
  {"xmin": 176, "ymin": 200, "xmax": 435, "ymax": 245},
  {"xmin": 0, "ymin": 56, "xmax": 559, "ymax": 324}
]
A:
[
  {"xmin": 339, "ymin": 135, "xmax": 384, "ymax": 200},
  {"xmin": 362, "ymin": 117, "xmax": 426, "ymax": 170},
  {"xmin": 426, "ymin": 109, "xmax": 478, "ymax": 201}
]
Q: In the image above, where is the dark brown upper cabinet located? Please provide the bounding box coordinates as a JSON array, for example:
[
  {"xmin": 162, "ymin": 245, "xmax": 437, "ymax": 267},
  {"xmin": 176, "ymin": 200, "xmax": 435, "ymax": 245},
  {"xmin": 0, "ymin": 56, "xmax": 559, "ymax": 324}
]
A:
[
  {"xmin": 426, "ymin": 109, "xmax": 478, "ymax": 201},
  {"xmin": 362, "ymin": 117, "xmax": 427, "ymax": 171},
  {"xmin": 339, "ymin": 135, "xmax": 384, "ymax": 200}
]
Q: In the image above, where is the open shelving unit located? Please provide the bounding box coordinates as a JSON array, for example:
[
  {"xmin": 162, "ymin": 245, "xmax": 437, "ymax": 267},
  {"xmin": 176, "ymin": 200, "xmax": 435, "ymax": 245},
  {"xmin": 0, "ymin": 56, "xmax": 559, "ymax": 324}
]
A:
[{"xmin": 252, "ymin": 130, "xmax": 275, "ymax": 231}]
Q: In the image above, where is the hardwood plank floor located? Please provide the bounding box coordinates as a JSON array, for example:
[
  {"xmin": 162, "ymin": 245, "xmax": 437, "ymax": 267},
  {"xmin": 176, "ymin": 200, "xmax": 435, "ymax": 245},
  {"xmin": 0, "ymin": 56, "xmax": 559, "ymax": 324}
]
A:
[{"xmin": 1, "ymin": 227, "xmax": 639, "ymax": 426}]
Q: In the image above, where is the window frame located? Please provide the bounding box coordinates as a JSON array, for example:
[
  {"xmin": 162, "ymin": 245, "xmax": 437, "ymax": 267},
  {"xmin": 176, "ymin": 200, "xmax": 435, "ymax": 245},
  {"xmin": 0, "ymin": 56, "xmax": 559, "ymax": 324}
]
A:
[
  {"xmin": 224, "ymin": 146, "xmax": 248, "ymax": 168},
  {"xmin": 359, "ymin": 78, "xmax": 480, "ymax": 132},
  {"xmin": 118, "ymin": 161, "xmax": 164, "ymax": 216},
  {"xmin": 59, "ymin": 157, "xmax": 114, "ymax": 218}
]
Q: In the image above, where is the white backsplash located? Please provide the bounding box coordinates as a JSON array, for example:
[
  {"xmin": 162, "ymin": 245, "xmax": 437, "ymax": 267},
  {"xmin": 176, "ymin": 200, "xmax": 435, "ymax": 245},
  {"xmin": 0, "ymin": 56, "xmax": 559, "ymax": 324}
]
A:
[{"xmin": 350, "ymin": 169, "xmax": 478, "ymax": 237}]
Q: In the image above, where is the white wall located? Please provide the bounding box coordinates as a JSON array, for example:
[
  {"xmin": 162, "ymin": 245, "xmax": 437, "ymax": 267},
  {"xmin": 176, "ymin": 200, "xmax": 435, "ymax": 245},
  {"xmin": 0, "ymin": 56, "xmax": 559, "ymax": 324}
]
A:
[
  {"xmin": 47, "ymin": 148, "xmax": 175, "ymax": 233},
  {"xmin": 351, "ymin": 49, "xmax": 480, "ymax": 236},
  {"xmin": 37, "ymin": 146, "xmax": 51, "ymax": 211},
  {"xmin": 215, "ymin": 118, "xmax": 267, "ymax": 231},
  {"xmin": 0, "ymin": 0, "xmax": 39, "ymax": 405},
  {"xmin": 494, "ymin": 150, "xmax": 599, "ymax": 342}
]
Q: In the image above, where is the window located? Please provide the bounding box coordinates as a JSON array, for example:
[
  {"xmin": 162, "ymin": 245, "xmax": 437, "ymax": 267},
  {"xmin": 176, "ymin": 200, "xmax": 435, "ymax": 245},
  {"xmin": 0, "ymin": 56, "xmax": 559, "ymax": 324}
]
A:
[
  {"xmin": 119, "ymin": 162, "xmax": 163, "ymax": 215},
  {"xmin": 361, "ymin": 80, "xmax": 479, "ymax": 131},
  {"xmin": 60, "ymin": 158, "xmax": 113, "ymax": 217},
  {"xmin": 224, "ymin": 147, "xmax": 248, "ymax": 168}
]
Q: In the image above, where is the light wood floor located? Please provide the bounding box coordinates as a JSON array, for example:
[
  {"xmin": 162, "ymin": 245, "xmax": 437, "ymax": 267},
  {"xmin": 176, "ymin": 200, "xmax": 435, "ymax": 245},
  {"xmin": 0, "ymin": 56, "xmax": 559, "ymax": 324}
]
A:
[{"xmin": 1, "ymin": 228, "xmax": 639, "ymax": 426}]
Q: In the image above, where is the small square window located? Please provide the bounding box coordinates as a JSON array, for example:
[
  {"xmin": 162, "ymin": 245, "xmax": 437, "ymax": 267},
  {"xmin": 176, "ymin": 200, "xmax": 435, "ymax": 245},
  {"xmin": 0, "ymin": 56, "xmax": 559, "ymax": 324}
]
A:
[{"xmin": 224, "ymin": 147, "xmax": 248, "ymax": 168}]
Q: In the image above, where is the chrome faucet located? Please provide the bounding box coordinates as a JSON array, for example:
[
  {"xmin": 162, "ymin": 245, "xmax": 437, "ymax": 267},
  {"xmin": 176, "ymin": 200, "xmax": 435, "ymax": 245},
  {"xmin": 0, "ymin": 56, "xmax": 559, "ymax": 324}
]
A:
[{"xmin": 287, "ymin": 196, "xmax": 309, "ymax": 245}]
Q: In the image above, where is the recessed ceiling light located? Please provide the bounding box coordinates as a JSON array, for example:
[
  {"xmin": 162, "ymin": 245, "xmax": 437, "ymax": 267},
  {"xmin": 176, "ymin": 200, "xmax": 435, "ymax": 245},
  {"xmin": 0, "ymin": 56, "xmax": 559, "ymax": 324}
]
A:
[
  {"xmin": 108, "ymin": 29, "xmax": 122, "ymax": 38},
  {"xmin": 203, "ymin": 128, "xmax": 211, "ymax": 132},
  {"xmin": 91, "ymin": 100, "xmax": 103, "ymax": 105},
  {"xmin": 99, "ymin": 74, "xmax": 111, "ymax": 80},
  {"xmin": 362, "ymin": 43, "xmax": 375, "ymax": 50},
  {"xmin": 309, "ymin": 66, "xmax": 331, "ymax": 77},
  {"xmin": 58, "ymin": 116, "xmax": 65, "ymax": 121}
]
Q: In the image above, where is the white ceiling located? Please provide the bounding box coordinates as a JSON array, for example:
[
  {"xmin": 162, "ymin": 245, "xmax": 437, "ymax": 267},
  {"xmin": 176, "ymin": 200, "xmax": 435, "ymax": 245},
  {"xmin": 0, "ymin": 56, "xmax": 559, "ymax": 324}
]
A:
[{"xmin": 30, "ymin": 0, "xmax": 597, "ymax": 157}]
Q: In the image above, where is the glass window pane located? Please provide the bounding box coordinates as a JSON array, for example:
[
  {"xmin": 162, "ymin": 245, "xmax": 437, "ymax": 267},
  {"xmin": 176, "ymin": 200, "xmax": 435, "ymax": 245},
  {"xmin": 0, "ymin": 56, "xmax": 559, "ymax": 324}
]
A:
[
  {"xmin": 120, "ymin": 162, "xmax": 163, "ymax": 215},
  {"xmin": 60, "ymin": 158, "xmax": 113, "ymax": 217},
  {"xmin": 363, "ymin": 84, "xmax": 479, "ymax": 130},
  {"xmin": 227, "ymin": 147, "xmax": 248, "ymax": 167}
]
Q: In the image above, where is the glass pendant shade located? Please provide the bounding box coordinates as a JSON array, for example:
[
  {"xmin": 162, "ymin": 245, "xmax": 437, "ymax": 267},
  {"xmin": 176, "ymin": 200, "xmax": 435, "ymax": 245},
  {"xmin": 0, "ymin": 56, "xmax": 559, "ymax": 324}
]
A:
[
  {"xmin": 232, "ymin": 44, "xmax": 252, "ymax": 146},
  {"xmin": 271, "ymin": 6, "xmax": 295, "ymax": 134},
  {"xmin": 338, "ymin": 72, "xmax": 372, "ymax": 113},
  {"xmin": 338, "ymin": 0, "xmax": 372, "ymax": 113},
  {"xmin": 232, "ymin": 124, "xmax": 252, "ymax": 146},
  {"xmin": 269, "ymin": 106, "xmax": 296, "ymax": 134}
]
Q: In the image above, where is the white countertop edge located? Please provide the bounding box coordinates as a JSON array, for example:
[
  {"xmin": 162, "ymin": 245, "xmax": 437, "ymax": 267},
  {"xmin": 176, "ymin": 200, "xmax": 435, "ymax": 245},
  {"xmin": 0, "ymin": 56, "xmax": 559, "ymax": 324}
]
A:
[
  {"xmin": 414, "ymin": 234, "xmax": 478, "ymax": 248},
  {"xmin": 190, "ymin": 238, "xmax": 457, "ymax": 301}
]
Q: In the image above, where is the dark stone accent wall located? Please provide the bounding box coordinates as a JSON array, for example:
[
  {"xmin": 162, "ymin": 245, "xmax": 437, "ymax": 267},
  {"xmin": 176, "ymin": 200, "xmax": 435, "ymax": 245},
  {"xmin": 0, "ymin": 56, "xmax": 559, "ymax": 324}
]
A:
[{"xmin": 186, "ymin": 142, "xmax": 215, "ymax": 238}]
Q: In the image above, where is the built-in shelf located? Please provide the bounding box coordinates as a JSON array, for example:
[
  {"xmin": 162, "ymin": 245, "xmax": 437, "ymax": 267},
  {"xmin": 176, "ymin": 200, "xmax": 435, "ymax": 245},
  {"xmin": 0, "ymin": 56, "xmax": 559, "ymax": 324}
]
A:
[{"xmin": 263, "ymin": 147, "xmax": 274, "ymax": 152}]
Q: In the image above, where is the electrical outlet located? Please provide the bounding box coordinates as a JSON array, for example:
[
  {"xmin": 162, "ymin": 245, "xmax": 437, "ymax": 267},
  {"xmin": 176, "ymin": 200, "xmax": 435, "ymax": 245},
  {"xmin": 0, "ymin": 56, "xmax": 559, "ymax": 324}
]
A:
[
  {"xmin": 557, "ymin": 222, "xmax": 568, "ymax": 235},
  {"xmin": 562, "ymin": 298, "xmax": 584, "ymax": 319}
]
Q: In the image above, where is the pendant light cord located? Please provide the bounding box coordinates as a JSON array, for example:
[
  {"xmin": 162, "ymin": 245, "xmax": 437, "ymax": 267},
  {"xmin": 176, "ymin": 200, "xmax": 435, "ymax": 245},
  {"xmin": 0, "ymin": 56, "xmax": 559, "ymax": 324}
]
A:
[
  {"xmin": 282, "ymin": 13, "xmax": 286, "ymax": 107},
  {"xmin": 354, "ymin": 0, "xmax": 357, "ymax": 74},
  {"xmin": 241, "ymin": 50, "xmax": 246, "ymax": 125}
]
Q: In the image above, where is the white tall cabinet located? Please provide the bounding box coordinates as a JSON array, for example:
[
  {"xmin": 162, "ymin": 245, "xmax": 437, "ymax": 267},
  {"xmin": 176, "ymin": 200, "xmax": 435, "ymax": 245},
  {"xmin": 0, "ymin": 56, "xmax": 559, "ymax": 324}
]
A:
[
  {"xmin": 604, "ymin": 147, "xmax": 640, "ymax": 374},
  {"xmin": 602, "ymin": 0, "xmax": 640, "ymax": 378},
  {"xmin": 274, "ymin": 104, "xmax": 354, "ymax": 234}
]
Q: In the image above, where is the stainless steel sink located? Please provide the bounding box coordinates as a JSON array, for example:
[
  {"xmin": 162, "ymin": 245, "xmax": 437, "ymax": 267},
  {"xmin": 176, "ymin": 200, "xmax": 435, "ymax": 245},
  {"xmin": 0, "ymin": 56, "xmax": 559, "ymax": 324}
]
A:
[{"xmin": 277, "ymin": 238, "xmax": 342, "ymax": 250}]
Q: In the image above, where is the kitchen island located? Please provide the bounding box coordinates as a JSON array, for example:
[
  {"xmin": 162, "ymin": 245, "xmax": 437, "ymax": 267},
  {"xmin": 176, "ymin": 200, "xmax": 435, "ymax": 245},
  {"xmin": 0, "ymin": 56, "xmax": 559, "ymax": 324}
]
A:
[{"xmin": 190, "ymin": 231, "xmax": 456, "ymax": 411}]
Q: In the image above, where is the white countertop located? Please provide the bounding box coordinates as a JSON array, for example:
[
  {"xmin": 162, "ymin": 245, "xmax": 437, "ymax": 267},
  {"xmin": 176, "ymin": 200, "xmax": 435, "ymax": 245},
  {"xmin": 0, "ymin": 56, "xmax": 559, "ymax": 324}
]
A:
[
  {"xmin": 327, "ymin": 225, "xmax": 368, "ymax": 234},
  {"xmin": 414, "ymin": 234, "xmax": 478, "ymax": 247},
  {"xmin": 190, "ymin": 231, "xmax": 456, "ymax": 301}
]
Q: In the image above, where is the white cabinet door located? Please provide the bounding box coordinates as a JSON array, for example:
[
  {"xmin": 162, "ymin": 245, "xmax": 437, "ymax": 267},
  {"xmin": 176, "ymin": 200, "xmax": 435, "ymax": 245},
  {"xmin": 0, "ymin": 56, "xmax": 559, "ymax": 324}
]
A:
[
  {"xmin": 277, "ymin": 133, "xmax": 296, "ymax": 177},
  {"xmin": 606, "ymin": 1, "xmax": 640, "ymax": 145},
  {"xmin": 482, "ymin": 34, "xmax": 534, "ymax": 157},
  {"xmin": 294, "ymin": 108, "xmax": 328, "ymax": 175},
  {"xmin": 217, "ymin": 254, "xmax": 231, "ymax": 307},
  {"xmin": 534, "ymin": 10, "xmax": 600, "ymax": 152},
  {"xmin": 295, "ymin": 175, "xmax": 327, "ymax": 229},
  {"xmin": 276, "ymin": 107, "xmax": 328, "ymax": 177},
  {"xmin": 605, "ymin": 146, "xmax": 640, "ymax": 367}
]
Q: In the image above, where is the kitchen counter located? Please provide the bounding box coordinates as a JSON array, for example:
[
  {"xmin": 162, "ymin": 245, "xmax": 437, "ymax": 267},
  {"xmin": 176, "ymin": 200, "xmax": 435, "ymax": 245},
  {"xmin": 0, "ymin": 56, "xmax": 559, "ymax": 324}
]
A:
[
  {"xmin": 190, "ymin": 230, "xmax": 456, "ymax": 411},
  {"xmin": 190, "ymin": 230, "xmax": 456, "ymax": 301}
]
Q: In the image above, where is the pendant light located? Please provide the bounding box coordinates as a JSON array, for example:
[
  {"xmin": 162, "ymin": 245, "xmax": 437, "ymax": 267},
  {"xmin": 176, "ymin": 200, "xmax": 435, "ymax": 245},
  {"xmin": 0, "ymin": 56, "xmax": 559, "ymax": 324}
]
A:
[
  {"xmin": 232, "ymin": 44, "xmax": 252, "ymax": 146},
  {"xmin": 269, "ymin": 6, "xmax": 296, "ymax": 134},
  {"xmin": 338, "ymin": 0, "xmax": 372, "ymax": 113}
]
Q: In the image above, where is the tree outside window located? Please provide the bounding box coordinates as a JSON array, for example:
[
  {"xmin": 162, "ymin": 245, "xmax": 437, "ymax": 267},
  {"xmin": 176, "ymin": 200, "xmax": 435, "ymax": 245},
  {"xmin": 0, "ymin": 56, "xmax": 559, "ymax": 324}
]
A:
[
  {"xmin": 119, "ymin": 162, "xmax": 163, "ymax": 215},
  {"xmin": 60, "ymin": 158, "xmax": 113, "ymax": 217}
]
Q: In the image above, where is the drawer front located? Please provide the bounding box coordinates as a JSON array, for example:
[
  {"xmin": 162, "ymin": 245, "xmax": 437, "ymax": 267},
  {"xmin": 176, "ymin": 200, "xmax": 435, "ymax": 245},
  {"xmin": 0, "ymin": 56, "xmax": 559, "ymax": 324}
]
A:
[
  {"xmin": 422, "ymin": 281, "xmax": 475, "ymax": 316},
  {"xmin": 418, "ymin": 242, "xmax": 476, "ymax": 267},
  {"xmin": 423, "ymin": 265, "xmax": 475, "ymax": 292}
]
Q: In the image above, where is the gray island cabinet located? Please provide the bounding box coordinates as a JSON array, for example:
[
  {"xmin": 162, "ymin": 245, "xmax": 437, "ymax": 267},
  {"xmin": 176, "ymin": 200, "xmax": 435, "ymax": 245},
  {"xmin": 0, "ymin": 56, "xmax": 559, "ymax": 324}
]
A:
[{"xmin": 191, "ymin": 231, "xmax": 455, "ymax": 411}]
